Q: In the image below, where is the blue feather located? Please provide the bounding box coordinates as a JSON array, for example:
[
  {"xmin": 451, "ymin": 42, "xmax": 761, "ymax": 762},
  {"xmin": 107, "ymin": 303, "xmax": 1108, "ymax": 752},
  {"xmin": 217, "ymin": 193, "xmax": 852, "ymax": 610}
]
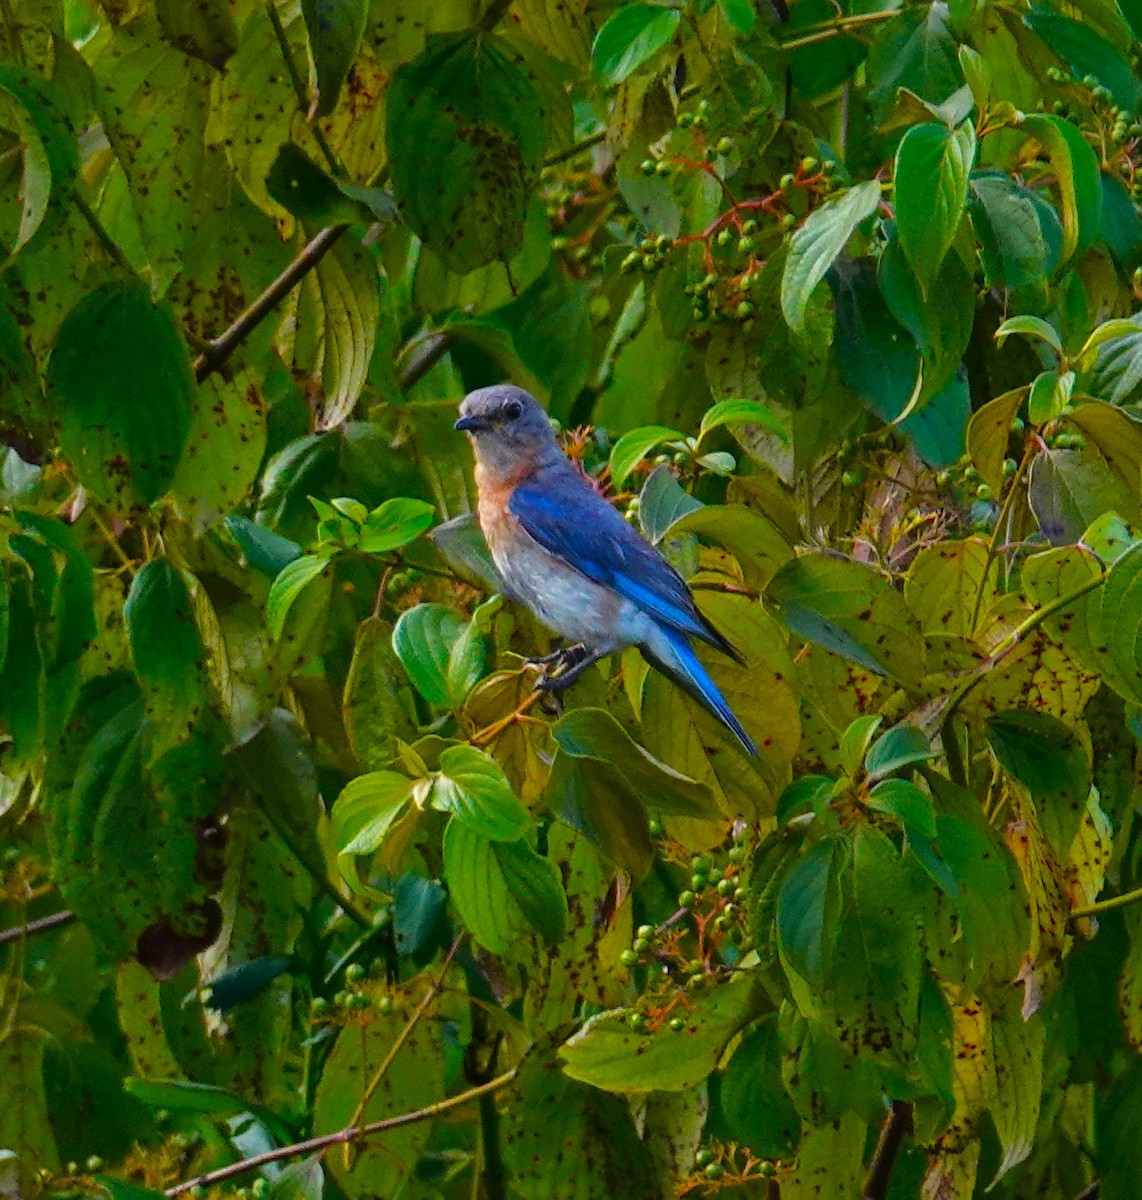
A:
[
  {"xmin": 642, "ymin": 627, "xmax": 757, "ymax": 757},
  {"xmin": 509, "ymin": 474, "xmax": 715, "ymax": 644}
]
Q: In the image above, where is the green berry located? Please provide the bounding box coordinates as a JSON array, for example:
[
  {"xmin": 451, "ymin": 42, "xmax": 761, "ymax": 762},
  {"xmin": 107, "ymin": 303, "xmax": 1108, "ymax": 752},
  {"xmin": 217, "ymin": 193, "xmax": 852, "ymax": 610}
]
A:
[
  {"xmin": 678, "ymin": 112, "xmax": 694, "ymax": 128},
  {"xmin": 800, "ymin": 155, "xmax": 819, "ymax": 173},
  {"xmin": 679, "ymin": 889, "xmax": 697, "ymax": 908},
  {"xmin": 251, "ymin": 1181, "xmax": 268, "ymax": 1200},
  {"xmin": 691, "ymin": 873, "xmax": 708, "ymax": 891},
  {"xmin": 349, "ymin": 991, "xmax": 371, "ymax": 1010},
  {"xmin": 741, "ymin": 218, "xmax": 758, "ymax": 235},
  {"xmin": 670, "ymin": 1016, "xmax": 686, "ymax": 1032},
  {"xmin": 377, "ymin": 995, "xmax": 394, "ymax": 1015},
  {"xmin": 733, "ymin": 887, "xmax": 746, "ymax": 902},
  {"xmin": 695, "ymin": 1149, "xmax": 715, "ymax": 1168},
  {"xmin": 311, "ymin": 997, "xmax": 330, "ymax": 1016},
  {"xmin": 1003, "ymin": 457, "xmax": 1017, "ymax": 476},
  {"xmin": 648, "ymin": 817, "xmax": 663, "ymax": 835},
  {"xmin": 715, "ymin": 136, "xmax": 733, "ymax": 154},
  {"xmin": 334, "ymin": 990, "xmax": 351, "ymax": 1008},
  {"xmin": 620, "ymin": 948, "xmax": 639, "ymax": 968},
  {"xmin": 620, "ymin": 251, "xmax": 639, "ymax": 274},
  {"xmin": 85, "ymin": 1158, "xmax": 103, "ymax": 1174},
  {"xmin": 780, "ymin": 212, "xmax": 796, "ymax": 229},
  {"xmin": 640, "ymin": 159, "xmax": 656, "ymax": 176},
  {"xmin": 705, "ymin": 1163, "xmax": 725, "ymax": 1181},
  {"xmin": 727, "ymin": 845, "xmax": 745, "ymax": 863},
  {"xmin": 975, "ymin": 483, "xmax": 993, "ymax": 500},
  {"xmin": 779, "ymin": 172, "xmax": 795, "ymax": 190},
  {"xmin": 633, "ymin": 937, "xmax": 651, "ymax": 955},
  {"xmin": 716, "ymin": 227, "xmax": 734, "ymax": 247},
  {"xmin": 655, "ymin": 160, "xmax": 672, "ymax": 176},
  {"xmin": 1010, "ymin": 416, "xmax": 1025, "ymax": 433},
  {"xmin": 628, "ymin": 1011, "xmax": 647, "ymax": 1032},
  {"xmin": 737, "ymin": 235, "xmax": 755, "ymax": 255},
  {"xmin": 345, "ymin": 962, "xmax": 366, "ymax": 983},
  {"xmin": 637, "ymin": 924, "xmax": 656, "ymax": 940},
  {"xmin": 717, "ymin": 878, "xmax": 735, "ymax": 897},
  {"xmin": 735, "ymin": 300, "xmax": 755, "ymax": 320},
  {"xmin": 640, "ymin": 253, "xmax": 657, "ymax": 271},
  {"xmin": 691, "ymin": 854, "xmax": 710, "ymax": 871},
  {"xmin": 655, "ymin": 233, "xmax": 671, "ymax": 250},
  {"xmin": 963, "ymin": 465, "xmax": 980, "ymax": 482},
  {"xmin": 841, "ymin": 469, "xmax": 861, "ymax": 488}
]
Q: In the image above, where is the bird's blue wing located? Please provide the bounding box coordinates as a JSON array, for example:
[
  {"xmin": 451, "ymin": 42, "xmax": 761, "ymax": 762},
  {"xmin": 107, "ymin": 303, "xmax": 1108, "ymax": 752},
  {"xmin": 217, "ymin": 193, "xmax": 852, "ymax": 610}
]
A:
[{"xmin": 508, "ymin": 472, "xmax": 713, "ymax": 643}]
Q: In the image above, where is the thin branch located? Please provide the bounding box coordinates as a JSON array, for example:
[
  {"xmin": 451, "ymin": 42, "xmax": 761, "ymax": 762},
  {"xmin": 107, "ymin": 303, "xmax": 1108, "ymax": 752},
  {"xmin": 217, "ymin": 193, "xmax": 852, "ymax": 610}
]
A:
[
  {"xmin": 863, "ymin": 1100, "xmax": 913, "ymax": 1200},
  {"xmin": 0, "ymin": 909, "xmax": 75, "ymax": 948},
  {"xmin": 343, "ymin": 936, "xmax": 464, "ymax": 1139},
  {"xmin": 1072, "ymin": 884, "xmax": 1142, "ymax": 921},
  {"xmin": 194, "ymin": 225, "xmax": 346, "ymax": 383},
  {"xmin": 265, "ymin": 0, "xmax": 339, "ymax": 173},
  {"xmin": 164, "ymin": 1067, "xmax": 518, "ymax": 1196},
  {"xmin": 778, "ymin": 9, "xmax": 899, "ymax": 50},
  {"xmin": 74, "ymin": 191, "xmax": 134, "ymax": 275},
  {"xmin": 396, "ymin": 330, "xmax": 457, "ymax": 391}
]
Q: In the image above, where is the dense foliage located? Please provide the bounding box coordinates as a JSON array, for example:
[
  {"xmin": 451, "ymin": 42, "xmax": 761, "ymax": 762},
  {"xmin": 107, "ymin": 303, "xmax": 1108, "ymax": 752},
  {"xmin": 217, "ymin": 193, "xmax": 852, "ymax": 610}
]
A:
[{"xmin": 4, "ymin": 0, "xmax": 1142, "ymax": 1197}]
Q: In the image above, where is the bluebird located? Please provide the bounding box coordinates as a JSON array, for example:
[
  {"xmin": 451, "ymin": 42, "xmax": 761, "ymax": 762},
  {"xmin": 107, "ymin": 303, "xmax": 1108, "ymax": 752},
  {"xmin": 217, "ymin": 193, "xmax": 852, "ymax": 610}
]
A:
[{"xmin": 455, "ymin": 384, "xmax": 757, "ymax": 755}]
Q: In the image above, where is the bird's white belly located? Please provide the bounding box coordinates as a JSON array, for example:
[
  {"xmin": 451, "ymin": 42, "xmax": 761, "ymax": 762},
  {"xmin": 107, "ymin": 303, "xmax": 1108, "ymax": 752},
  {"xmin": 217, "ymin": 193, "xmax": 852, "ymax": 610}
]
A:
[{"xmin": 492, "ymin": 529, "xmax": 652, "ymax": 652}]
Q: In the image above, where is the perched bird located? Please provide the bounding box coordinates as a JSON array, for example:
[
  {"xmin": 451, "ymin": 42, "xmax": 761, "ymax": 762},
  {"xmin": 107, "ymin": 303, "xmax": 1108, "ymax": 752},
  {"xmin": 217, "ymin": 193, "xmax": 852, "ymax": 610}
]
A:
[{"xmin": 455, "ymin": 384, "xmax": 757, "ymax": 755}]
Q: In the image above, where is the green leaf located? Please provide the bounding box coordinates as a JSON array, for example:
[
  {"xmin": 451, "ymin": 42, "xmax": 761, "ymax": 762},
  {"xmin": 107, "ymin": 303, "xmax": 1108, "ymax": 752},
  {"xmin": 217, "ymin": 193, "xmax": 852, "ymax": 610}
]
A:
[
  {"xmin": 0, "ymin": 1030, "xmax": 57, "ymax": 1194},
  {"xmin": 225, "ymin": 516, "xmax": 301, "ymax": 577},
  {"xmin": 266, "ymin": 554, "xmax": 331, "ymax": 641},
  {"xmin": 156, "ymin": 0, "xmax": 239, "ymax": 65},
  {"xmin": 392, "ymin": 602, "xmax": 482, "ymax": 709},
  {"xmin": 552, "ymin": 707, "xmax": 716, "ymax": 819},
  {"xmin": 430, "ymin": 744, "xmax": 532, "ymax": 841},
  {"xmin": 441, "ymin": 816, "xmax": 521, "ymax": 954},
  {"xmin": 124, "ymin": 560, "xmax": 205, "ymax": 750},
  {"xmin": 717, "ymin": 1016, "xmax": 799, "ymax": 1158},
  {"xmin": 493, "ymin": 836, "xmax": 568, "ymax": 946},
  {"xmin": 358, "ymin": 497, "xmax": 436, "ymax": 554},
  {"xmin": 301, "ymin": 0, "xmax": 368, "ymax": 116},
  {"xmin": 295, "ymin": 235, "xmax": 380, "ymax": 430},
  {"xmin": 969, "ymin": 172, "xmax": 1059, "ymax": 289},
  {"xmin": 894, "ymin": 120, "xmax": 975, "ymax": 294},
  {"xmin": 46, "ymin": 281, "xmax": 194, "ymax": 507},
  {"xmin": 172, "ymin": 372, "xmax": 268, "ymax": 527},
  {"xmin": 765, "ymin": 552, "xmax": 926, "ymax": 685},
  {"xmin": 995, "ymin": 314, "xmax": 1063, "ymax": 357},
  {"xmin": 1086, "ymin": 542, "xmax": 1142, "ymax": 706},
  {"xmin": 904, "ymin": 538, "xmax": 995, "ymax": 638},
  {"xmin": 637, "ymin": 465, "xmax": 702, "ymax": 542},
  {"xmin": 608, "ymin": 424, "xmax": 683, "ymax": 488},
  {"xmin": 966, "ymin": 387, "xmax": 1025, "ymax": 492},
  {"xmin": 867, "ymin": 778, "xmax": 937, "ymax": 840},
  {"xmin": 839, "ymin": 714, "xmax": 882, "ymax": 778},
  {"xmin": 331, "ymin": 771, "xmax": 414, "ymax": 856},
  {"xmin": 591, "ymin": 5, "xmax": 681, "ymax": 86},
  {"xmin": 388, "ymin": 33, "xmax": 549, "ymax": 272},
  {"xmin": 559, "ymin": 972, "xmax": 759, "ymax": 1093},
  {"xmin": 698, "ymin": 398, "xmax": 787, "ymax": 442},
  {"xmin": 781, "ymin": 181, "xmax": 882, "ymax": 332},
  {"xmin": 989, "ymin": 1003, "xmax": 1045, "ymax": 1185},
  {"xmin": 718, "ymin": 0, "xmax": 757, "ymax": 32},
  {"xmin": 502, "ymin": 1053, "xmax": 660, "ymax": 1200},
  {"xmin": 777, "ymin": 840, "xmax": 837, "ymax": 990},
  {"xmin": 865, "ymin": 724, "xmax": 933, "ymax": 780},
  {"xmin": 430, "ymin": 513, "xmax": 505, "ymax": 593},
  {"xmin": 663, "ymin": 504, "xmax": 793, "ymax": 589},
  {"xmin": 1019, "ymin": 114, "xmax": 1103, "ymax": 263},
  {"xmin": 313, "ymin": 993, "xmax": 444, "ymax": 1197}
]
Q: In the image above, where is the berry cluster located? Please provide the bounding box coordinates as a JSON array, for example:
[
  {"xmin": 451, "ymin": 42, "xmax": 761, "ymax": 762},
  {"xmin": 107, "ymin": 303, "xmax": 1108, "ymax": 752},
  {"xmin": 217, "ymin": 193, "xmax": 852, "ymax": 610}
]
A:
[{"xmin": 310, "ymin": 958, "xmax": 395, "ymax": 1024}]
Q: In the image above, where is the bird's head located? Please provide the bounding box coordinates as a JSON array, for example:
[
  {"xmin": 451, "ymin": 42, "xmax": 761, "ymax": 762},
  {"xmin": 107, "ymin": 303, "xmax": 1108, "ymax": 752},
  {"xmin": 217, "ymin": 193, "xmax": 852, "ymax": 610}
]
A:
[{"xmin": 455, "ymin": 385, "xmax": 558, "ymax": 474}]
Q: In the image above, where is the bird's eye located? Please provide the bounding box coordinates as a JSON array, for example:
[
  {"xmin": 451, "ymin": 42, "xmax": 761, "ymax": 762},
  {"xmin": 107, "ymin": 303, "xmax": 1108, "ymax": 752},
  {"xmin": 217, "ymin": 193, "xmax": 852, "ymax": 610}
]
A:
[{"xmin": 504, "ymin": 399, "xmax": 523, "ymax": 420}]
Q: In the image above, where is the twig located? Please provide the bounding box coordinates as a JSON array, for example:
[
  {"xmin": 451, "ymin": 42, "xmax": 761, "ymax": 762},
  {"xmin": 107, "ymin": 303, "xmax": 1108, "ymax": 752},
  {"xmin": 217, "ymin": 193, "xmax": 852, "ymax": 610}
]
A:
[
  {"xmin": 164, "ymin": 1067, "xmax": 518, "ymax": 1196},
  {"xmin": 1072, "ymin": 884, "xmax": 1142, "ymax": 921},
  {"xmin": 343, "ymin": 936, "xmax": 464, "ymax": 1140},
  {"xmin": 863, "ymin": 1100, "xmax": 913, "ymax": 1200},
  {"xmin": 194, "ymin": 225, "xmax": 346, "ymax": 383},
  {"xmin": 0, "ymin": 909, "xmax": 75, "ymax": 948},
  {"xmin": 396, "ymin": 331, "xmax": 457, "ymax": 391},
  {"xmin": 779, "ymin": 9, "xmax": 899, "ymax": 50},
  {"xmin": 74, "ymin": 191, "xmax": 134, "ymax": 275},
  {"xmin": 265, "ymin": 0, "xmax": 339, "ymax": 172}
]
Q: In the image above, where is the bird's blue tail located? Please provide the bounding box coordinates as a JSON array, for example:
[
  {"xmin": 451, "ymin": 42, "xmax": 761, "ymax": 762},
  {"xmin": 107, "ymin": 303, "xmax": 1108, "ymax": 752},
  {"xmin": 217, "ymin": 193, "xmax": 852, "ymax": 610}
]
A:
[{"xmin": 641, "ymin": 627, "xmax": 758, "ymax": 756}]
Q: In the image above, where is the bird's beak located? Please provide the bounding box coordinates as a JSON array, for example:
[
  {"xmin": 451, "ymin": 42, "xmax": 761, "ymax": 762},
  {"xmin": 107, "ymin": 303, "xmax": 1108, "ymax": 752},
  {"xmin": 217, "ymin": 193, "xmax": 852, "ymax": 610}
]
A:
[{"xmin": 455, "ymin": 414, "xmax": 490, "ymax": 433}]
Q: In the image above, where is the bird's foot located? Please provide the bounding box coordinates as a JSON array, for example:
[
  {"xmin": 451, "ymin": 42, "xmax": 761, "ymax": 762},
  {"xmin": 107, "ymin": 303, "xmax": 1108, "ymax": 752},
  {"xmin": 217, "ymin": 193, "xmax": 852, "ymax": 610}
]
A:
[{"xmin": 525, "ymin": 643, "xmax": 587, "ymax": 671}]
